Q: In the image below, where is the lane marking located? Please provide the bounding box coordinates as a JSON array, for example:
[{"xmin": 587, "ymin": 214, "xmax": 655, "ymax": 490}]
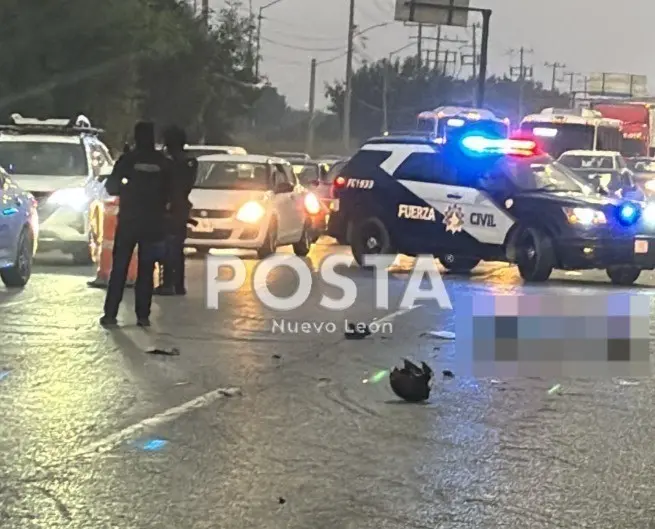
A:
[
  {"xmin": 73, "ymin": 386, "xmax": 241, "ymax": 457},
  {"xmin": 371, "ymin": 304, "xmax": 422, "ymax": 325}
]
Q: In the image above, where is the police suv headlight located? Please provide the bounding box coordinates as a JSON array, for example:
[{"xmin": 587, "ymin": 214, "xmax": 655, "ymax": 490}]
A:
[
  {"xmin": 643, "ymin": 203, "xmax": 655, "ymax": 226},
  {"xmin": 563, "ymin": 207, "xmax": 606, "ymax": 225},
  {"xmin": 47, "ymin": 188, "xmax": 88, "ymax": 210},
  {"xmin": 236, "ymin": 201, "xmax": 266, "ymax": 224}
]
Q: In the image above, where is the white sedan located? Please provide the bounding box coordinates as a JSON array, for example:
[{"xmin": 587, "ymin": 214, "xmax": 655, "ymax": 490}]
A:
[{"xmin": 186, "ymin": 154, "xmax": 321, "ymax": 258}]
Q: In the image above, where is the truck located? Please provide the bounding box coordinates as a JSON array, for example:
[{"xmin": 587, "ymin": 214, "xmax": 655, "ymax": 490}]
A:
[{"xmin": 590, "ymin": 102, "xmax": 655, "ymax": 157}]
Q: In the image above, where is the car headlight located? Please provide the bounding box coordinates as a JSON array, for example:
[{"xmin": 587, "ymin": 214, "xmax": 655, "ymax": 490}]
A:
[
  {"xmin": 645, "ymin": 180, "xmax": 655, "ymax": 193},
  {"xmin": 563, "ymin": 207, "xmax": 606, "ymax": 225},
  {"xmin": 47, "ymin": 188, "xmax": 88, "ymax": 210},
  {"xmin": 304, "ymin": 192, "xmax": 321, "ymax": 215},
  {"xmin": 236, "ymin": 201, "xmax": 266, "ymax": 224}
]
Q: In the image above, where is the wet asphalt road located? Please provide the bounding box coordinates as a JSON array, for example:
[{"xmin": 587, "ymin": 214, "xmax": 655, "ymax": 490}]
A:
[{"xmin": 2, "ymin": 239, "xmax": 655, "ymax": 528}]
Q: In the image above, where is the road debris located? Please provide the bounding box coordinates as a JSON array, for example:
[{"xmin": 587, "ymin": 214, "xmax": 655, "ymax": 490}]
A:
[
  {"xmin": 218, "ymin": 388, "xmax": 242, "ymax": 397},
  {"xmin": 145, "ymin": 347, "xmax": 180, "ymax": 356},
  {"xmin": 427, "ymin": 330, "xmax": 455, "ymax": 340},
  {"xmin": 389, "ymin": 359, "xmax": 433, "ymax": 402},
  {"xmin": 548, "ymin": 384, "xmax": 562, "ymax": 395},
  {"xmin": 442, "ymin": 370, "xmax": 454, "ymax": 378},
  {"xmin": 345, "ymin": 322, "xmax": 372, "ymax": 339}
]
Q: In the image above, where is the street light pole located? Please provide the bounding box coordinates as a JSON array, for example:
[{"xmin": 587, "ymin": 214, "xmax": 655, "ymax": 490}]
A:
[{"xmin": 255, "ymin": 0, "xmax": 284, "ymax": 79}]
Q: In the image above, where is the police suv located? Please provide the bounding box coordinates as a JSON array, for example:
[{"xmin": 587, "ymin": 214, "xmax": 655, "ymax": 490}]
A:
[
  {"xmin": 328, "ymin": 132, "xmax": 655, "ymax": 285},
  {"xmin": 0, "ymin": 114, "xmax": 112, "ymax": 264}
]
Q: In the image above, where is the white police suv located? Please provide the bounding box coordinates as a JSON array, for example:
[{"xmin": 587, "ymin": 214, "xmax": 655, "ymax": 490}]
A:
[
  {"xmin": 328, "ymin": 132, "xmax": 655, "ymax": 285},
  {"xmin": 186, "ymin": 154, "xmax": 321, "ymax": 257},
  {"xmin": 0, "ymin": 114, "xmax": 112, "ymax": 264},
  {"xmin": 0, "ymin": 165, "xmax": 38, "ymax": 287}
]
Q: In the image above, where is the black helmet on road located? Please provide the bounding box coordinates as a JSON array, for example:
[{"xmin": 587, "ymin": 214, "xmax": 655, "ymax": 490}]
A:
[{"xmin": 389, "ymin": 359, "xmax": 433, "ymax": 402}]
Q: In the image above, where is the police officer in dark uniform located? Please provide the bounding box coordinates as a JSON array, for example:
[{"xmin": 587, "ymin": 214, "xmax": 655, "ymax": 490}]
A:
[
  {"xmin": 100, "ymin": 121, "xmax": 173, "ymax": 327},
  {"xmin": 156, "ymin": 126, "xmax": 197, "ymax": 296}
]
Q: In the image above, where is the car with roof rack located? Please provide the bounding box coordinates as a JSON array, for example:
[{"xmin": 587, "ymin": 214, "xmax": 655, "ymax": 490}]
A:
[{"xmin": 0, "ymin": 114, "xmax": 113, "ymax": 264}]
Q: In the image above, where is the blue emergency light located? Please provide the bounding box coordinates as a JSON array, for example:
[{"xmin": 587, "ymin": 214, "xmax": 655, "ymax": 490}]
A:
[
  {"xmin": 460, "ymin": 135, "xmax": 537, "ymax": 157},
  {"xmin": 617, "ymin": 202, "xmax": 639, "ymax": 226}
]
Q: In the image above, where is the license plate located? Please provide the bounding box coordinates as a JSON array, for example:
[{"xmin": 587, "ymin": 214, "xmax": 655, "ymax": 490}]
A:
[
  {"xmin": 193, "ymin": 218, "xmax": 213, "ymax": 232},
  {"xmin": 635, "ymin": 240, "xmax": 649, "ymax": 253}
]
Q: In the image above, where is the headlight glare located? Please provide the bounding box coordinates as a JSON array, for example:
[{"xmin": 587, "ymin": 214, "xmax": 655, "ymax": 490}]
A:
[
  {"xmin": 643, "ymin": 203, "xmax": 655, "ymax": 225},
  {"xmin": 563, "ymin": 207, "xmax": 606, "ymax": 225},
  {"xmin": 304, "ymin": 192, "xmax": 321, "ymax": 215},
  {"xmin": 236, "ymin": 201, "xmax": 265, "ymax": 223},
  {"xmin": 47, "ymin": 188, "xmax": 88, "ymax": 210},
  {"xmin": 645, "ymin": 180, "xmax": 655, "ymax": 193}
]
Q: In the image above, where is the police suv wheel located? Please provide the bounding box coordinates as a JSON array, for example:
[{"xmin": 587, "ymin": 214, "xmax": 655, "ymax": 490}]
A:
[
  {"xmin": 293, "ymin": 223, "xmax": 312, "ymax": 257},
  {"xmin": 1, "ymin": 228, "xmax": 33, "ymax": 288},
  {"xmin": 606, "ymin": 266, "xmax": 641, "ymax": 286},
  {"xmin": 516, "ymin": 227, "xmax": 554, "ymax": 282},
  {"xmin": 351, "ymin": 216, "xmax": 393, "ymax": 268},
  {"xmin": 440, "ymin": 254, "xmax": 480, "ymax": 274}
]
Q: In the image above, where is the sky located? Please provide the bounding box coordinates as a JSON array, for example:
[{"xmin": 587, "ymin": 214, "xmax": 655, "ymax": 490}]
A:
[{"xmin": 209, "ymin": 0, "xmax": 655, "ymax": 110}]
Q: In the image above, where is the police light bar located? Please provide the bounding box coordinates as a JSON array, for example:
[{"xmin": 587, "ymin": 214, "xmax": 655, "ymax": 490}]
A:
[
  {"xmin": 10, "ymin": 114, "xmax": 70, "ymax": 127},
  {"xmin": 2, "ymin": 113, "xmax": 103, "ymax": 135},
  {"xmin": 533, "ymin": 127, "xmax": 558, "ymax": 137},
  {"xmin": 460, "ymin": 136, "xmax": 537, "ymax": 156}
]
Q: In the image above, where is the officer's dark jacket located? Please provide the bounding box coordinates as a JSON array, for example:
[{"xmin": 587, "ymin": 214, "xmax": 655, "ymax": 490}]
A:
[
  {"xmin": 105, "ymin": 149, "xmax": 172, "ymax": 240},
  {"xmin": 168, "ymin": 152, "xmax": 198, "ymax": 224}
]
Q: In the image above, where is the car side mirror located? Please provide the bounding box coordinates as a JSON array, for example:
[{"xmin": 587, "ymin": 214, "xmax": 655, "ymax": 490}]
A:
[{"xmin": 274, "ymin": 181, "xmax": 294, "ymax": 194}]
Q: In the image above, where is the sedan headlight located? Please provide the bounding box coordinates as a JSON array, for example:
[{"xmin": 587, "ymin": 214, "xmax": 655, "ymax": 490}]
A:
[
  {"xmin": 236, "ymin": 201, "xmax": 266, "ymax": 224},
  {"xmin": 47, "ymin": 188, "xmax": 88, "ymax": 210},
  {"xmin": 563, "ymin": 207, "xmax": 606, "ymax": 225}
]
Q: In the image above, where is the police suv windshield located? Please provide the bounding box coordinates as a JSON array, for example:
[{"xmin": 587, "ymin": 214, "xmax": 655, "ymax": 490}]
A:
[
  {"xmin": 503, "ymin": 156, "xmax": 589, "ymax": 193},
  {"xmin": 0, "ymin": 141, "xmax": 88, "ymax": 176},
  {"xmin": 195, "ymin": 160, "xmax": 269, "ymax": 190}
]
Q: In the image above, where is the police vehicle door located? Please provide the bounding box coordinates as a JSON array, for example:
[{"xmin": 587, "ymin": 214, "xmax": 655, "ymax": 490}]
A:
[
  {"xmin": 0, "ymin": 172, "xmax": 21, "ymax": 263},
  {"xmin": 271, "ymin": 166, "xmax": 296, "ymax": 241}
]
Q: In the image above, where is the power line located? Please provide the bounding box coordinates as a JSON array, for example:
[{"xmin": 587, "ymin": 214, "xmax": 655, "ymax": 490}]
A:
[
  {"xmin": 508, "ymin": 47, "xmax": 533, "ymax": 118},
  {"xmin": 260, "ymin": 37, "xmax": 344, "ymax": 52}
]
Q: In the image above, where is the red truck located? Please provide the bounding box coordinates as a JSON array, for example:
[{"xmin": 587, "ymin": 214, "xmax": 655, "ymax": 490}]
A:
[{"xmin": 591, "ymin": 102, "xmax": 655, "ymax": 157}]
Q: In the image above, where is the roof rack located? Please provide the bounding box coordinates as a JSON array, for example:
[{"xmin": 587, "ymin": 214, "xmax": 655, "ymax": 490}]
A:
[{"xmin": 0, "ymin": 114, "xmax": 104, "ymax": 136}]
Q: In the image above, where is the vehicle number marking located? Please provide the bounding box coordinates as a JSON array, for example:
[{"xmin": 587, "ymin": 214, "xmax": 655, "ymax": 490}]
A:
[
  {"xmin": 470, "ymin": 212, "xmax": 496, "ymax": 227},
  {"xmin": 346, "ymin": 179, "xmax": 374, "ymax": 189},
  {"xmin": 398, "ymin": 204, "xmax": 436, "ymax": 221},
  {"xmin": 635, "ymin": 240, "xmax": 648, "ymax": 254}
]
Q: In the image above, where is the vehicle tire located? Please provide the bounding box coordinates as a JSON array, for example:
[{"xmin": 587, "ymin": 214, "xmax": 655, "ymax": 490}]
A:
[
  {"xmin": 440, "ymin": 254, "xmax": 480, "ymax": 274},
  {"xmin": 85, "ymin": 211, "xmax": 102, "ymax": 264},
  {"xmin": 1, "ymin": 228, "xmax": 34, "ymax": 288},
  {"xmin": 72, "ymin": 217, "xmax": 96, "ymax": 265},
  {"xmin": 515, "ymin": 226, "xmax": 555, "ymax": 282},
  {"xmin": 293, "ymin": 222, "xmax": 312, "ymax": 257},
  {"xmin": 606, "ymin": 266, "xmax": 641, "ymax": 286},
  {"xmin": 350, "ymin": 216, "xmax": 394, "ymax": 268},
  {"xmin": 257, "ymin": 218, "xmax": 278, "ymax": 259}
]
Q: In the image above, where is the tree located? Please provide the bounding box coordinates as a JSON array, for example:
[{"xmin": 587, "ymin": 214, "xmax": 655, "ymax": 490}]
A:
[
  {"xmin": 0, "ymin": 0, "xmax": 259, "ymax": 146},
  {"xmin": 325, "ymin": 57, "xmax": 571, "ymax": 141}
]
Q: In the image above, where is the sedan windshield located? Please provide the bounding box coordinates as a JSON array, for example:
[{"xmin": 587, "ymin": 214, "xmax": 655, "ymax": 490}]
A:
[
  {"xmin": 0, "ymin": 141, "xmax": 88, "ymax": 176},
  {"xmin": 195, "ymin": 161, "xmax": 269, "ymax": 190},
  {"xmin": 291, "ymin": 163, "xmax": 320, "ymax": 185},
  {"xmin": 559, "ymin": 154, "xmax": 614, "ymax": 170}
]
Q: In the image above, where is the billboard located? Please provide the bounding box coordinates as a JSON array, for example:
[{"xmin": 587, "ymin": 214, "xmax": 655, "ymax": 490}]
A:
[
  {"xmin": 394, "ymin": 0, "xmax": 469, "ymax": 27},
  {"xmin": 587, "ymin": 73, "xmax": 648, "ymax": 97}
]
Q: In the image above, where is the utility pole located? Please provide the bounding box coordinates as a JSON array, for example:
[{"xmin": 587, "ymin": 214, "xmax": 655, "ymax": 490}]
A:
[
  {"xmin": 434, "ymin": 25, "xmax": 442, "ymax": 71},
  {"xmin": 382, "ymin": 61, "xmax": 389, "ymax": 132},
  {"xmin": 471, "ymin": 22, "xmax": 479, "ymax": 79},
  {"xmin": 417, "ymin": 24, "xmax": 423, "ymax": 67},
  {"xmin": 342, "ymin": 0, "xmax": 356, "ymax": 151},
  {"xmin": 201, "ymin": 0, "xmax": 209, "ymax": 26},
  {"xmin": 544, "ymin": 61, "xmax": 565, "ymax": 91},
  {"xmin": 509, "ymin": 46, "xmax": 533, "ymax": 119},
  {"xmin": 306, "ymin": 59, "xmax": 317, "ymax": 155},
  {"xmin": 563, "ymin": 71, "xmax": 580, "ymax": 108},
  {"xmin": 443, "ymin": 50, "xmax": 450, "ymax": 76}
]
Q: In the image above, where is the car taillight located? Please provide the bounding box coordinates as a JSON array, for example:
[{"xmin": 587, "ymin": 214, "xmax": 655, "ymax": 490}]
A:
[{"xmin": 331, "ymin": 176, "xmax": 347, "ymax": 197}]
